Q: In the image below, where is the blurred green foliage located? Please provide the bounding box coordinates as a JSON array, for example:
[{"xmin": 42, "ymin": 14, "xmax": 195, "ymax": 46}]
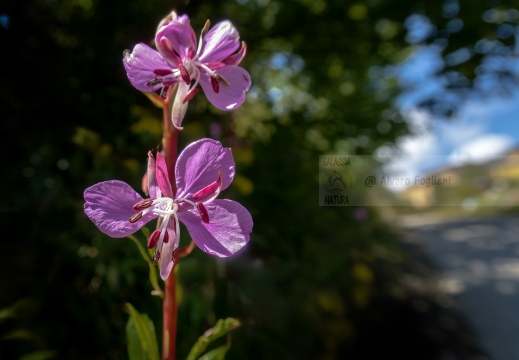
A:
[{"xmin": 1, "ymin": 0, "xmax": 517, "ymax": 358}]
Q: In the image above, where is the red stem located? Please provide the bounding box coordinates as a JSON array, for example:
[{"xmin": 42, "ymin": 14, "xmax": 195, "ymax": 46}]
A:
[{"xmin": 162, "ymin": 87, "xmax": 178, "ymax": 360}]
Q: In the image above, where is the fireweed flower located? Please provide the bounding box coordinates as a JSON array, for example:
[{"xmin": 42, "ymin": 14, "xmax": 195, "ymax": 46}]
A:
[
  {"xmin": 123, "ymin": 11, "xmax": 251, "ymax": 129},
  {"xmin": 83, "ymin": 138, "xmax": 253, "ymax": 280}
]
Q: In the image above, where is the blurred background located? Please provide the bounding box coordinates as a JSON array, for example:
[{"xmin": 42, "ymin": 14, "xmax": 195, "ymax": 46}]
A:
[{"xmin": 2, "ymin": 0, "xmax": 519, "ymax": 359}]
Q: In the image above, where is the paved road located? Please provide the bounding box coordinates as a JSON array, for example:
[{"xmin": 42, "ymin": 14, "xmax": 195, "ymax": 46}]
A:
[{"xmin": 403, "ymin": 214, "xmax": 519, "ymax": 360}]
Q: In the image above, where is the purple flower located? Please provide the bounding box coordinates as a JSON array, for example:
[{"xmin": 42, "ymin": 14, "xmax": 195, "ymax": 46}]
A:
[
  {"xmin": 123, "ymin": 11, "xmax": 251, "ymax": 129},
  {"xmin": 83, "ymin": 138, "xmax": 253, "ymax": 280}
]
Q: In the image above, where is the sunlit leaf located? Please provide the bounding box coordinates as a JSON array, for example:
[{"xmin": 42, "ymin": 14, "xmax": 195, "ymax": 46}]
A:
[
  {"xmin": 20, "ymin": 350, "xmax": 56, "ymax": 360},
  {"xmin": 187, "ymin": 318, "xmax": 240, "ymax": 360},
  {"xmin": 197, "ymin": 345, "xmax": 229, "ymax": 360},
  {"xmin": 125, "ymin": 303, "xmax": 160, "ymax": 360}
]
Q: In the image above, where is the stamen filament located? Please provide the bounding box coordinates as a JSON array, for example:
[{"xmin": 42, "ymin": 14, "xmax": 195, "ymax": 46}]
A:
[
  {"xmin": 196, "ymin": 20, "xmax": 211, "ymax": 57},
  {"xmin": 175, "ymin": 197, "xmax": 197, "ymax": 207},
  {"xmin": 154, "ymin": 209, "xmax": 177, "ymax": 216},
  {"xmin": 197, "ymin": 62, "xmax": 217, "ymax": 78}
]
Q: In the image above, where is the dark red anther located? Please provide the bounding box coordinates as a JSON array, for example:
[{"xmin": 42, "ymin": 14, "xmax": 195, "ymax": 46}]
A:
[
  {"xmin": 147, "ymin": 230, "xmax": 160, "ymax": 249},
  {"xmin": 182, "ymin": 88, "xmax": 199, "ymax": 104},
  {"xmin": 146, "ymin": 78, "xmax": 163, "ymax": 87},
  {"xmin": 133, "ymin": 199, "xmax": 154, "ymax": 211},
  {"xmin": 128, "ymin": 212, "xmax": 143, "ymax": 223},
  {"xmin": 160, "ymin": 85, "xmax": 170, "ymax": 100},
  {"xmin": 201, "ymin": 19, "xmax": 211, "ymax": 37},
  {"xmin": 172, "ymin": 248, "xmax": 179, "ymax": 263},
  {"xmin": 152, "ymin": 249, "xmax": 161, "ymax": 265},
  {"xmin": 196, "ymin": 202, "xmax": 210, "ymax": 224},
  {"xmin": 215, "ymin": 74, "xmax": 231, "ymax": 87},
  {"xmin": 179, "ymin": 64, "xmax": 191, "ymax": 85},
  {"xmin": 153, "ymin": 68, "xmax": 173, "ymax": 76},
  {"xmin": 191, "ymin": 171, "xmax": 222, "ymax": 203},
  {"xmin": 162, "ymin": 229, "xmax": 169, "ymax": 243},
  {"xmin": 211, "ymin": 76, "xmax": 220, "ymax": 93}
]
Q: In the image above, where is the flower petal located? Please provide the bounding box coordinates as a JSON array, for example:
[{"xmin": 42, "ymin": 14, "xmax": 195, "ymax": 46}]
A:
[
  {"xmin": 178, "ymin": 199, "xmax": 253, "ymax": 257},
  {"xmin": 171, "ymin": 82, "xmax": 189, "ymax": 130},
  {"xmin": 155, "ymin": 152, "xmax": 175, "ymax": 198},
  {"xmin": 147, "ymin": 150, "xmax": 160, "ymax": 199},
  {"xmin": 223, "ymin": 41, "xmax": 247, "ymax": 66},
  {"xmin": 199, "ymin": 66, "xmax": 251, "ymax": 111},
  {"xmin": 84, "ymin": 180, "xmax": 155, "ymax": 238},
  {"xmin": 175, "ymin": 139, "xmax": 235, "ymax": 198},
  {"xmin": 198, "ymin": 21, "xmax": 241, "ymax": 64},
  {"xmin": 123, "ymin": 43, "xmax": 172, "ymax": 92},
  {"xmin": 157, "ymin": 11, "xmax": 190, "ymax": 32},
  {"xmin": 159, "ymin": 223, "xmax": 180, "ymax": 280},
  {"xmin": 156, "ymin": 21, "xmax": 197, "ymax": 62}
]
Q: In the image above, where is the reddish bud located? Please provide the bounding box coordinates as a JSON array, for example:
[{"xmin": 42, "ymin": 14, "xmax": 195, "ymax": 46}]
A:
[
  {"xmin": 196, "ymin": 202, "xmax": 210, "ymax": 224},
  {"xmin": 142, "ymin": 172, "xmax": 149, "ymax": 195}
]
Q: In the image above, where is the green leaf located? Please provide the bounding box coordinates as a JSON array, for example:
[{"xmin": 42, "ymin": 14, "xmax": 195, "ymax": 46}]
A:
[
  {"xmin": 126, "ymin": 317, "xmax": 147, "ymax": 360},
  {"xmin": 20, "ymin": 350, "xmax": 56, "ymax": 360},
  {"xmin": 187, "ymin": 318, "xmax": 240, "ymax": 360},
  {"xmin": 125, "ymin": 303, "xmax": 160, "ymax": 360},
  {"xmin": 197, "ymin": 345, "xmax": 229, "ymax": 360},
  {"xmin": 2, "ymin": 329, "xmax": 39, "ymax": 341},
  {"xmin": 0, "ymin": 307, "xmax": 15, "ymax": 322}
]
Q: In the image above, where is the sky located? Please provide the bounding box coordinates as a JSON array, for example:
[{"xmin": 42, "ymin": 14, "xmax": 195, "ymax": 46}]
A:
[
  {"xmin": 379, "ymin": 53, "xmax": 519, "ymax": 190},
  {"xmin": 379, "ymin": 7, "xmax": 519, "ymax": 189},
  {"xmin": 382, "ymin": 16, "xmax": 519, "ymax": 190}
]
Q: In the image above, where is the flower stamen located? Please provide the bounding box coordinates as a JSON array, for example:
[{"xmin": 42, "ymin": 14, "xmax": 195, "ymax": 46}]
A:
[
  {"xmin": 147, "ymin": 230, "xmax": 161, "ymax": 249},
  {"xmin": 211, "ymin": 77, "xmax": 219, "ymax": 93},
  {"xmin": 128, "ymin": 212, "xmax": 143, "ymax": 223},
  {"xmin": 196, "ymin": 202, "xmax": 210, "ymax": 223},
  {"xmin": 215, "ymin": 74, "xmax": 231, "ymax": 87},
  {"xmin": 154, "ymin": 69, "xmax": 174, "ymax": 76},
  {"xmin": 172, "ymin": 248, "xmax": 180, "ymax": 262},
  {"xmin": 147, "ymin": 78, "xmax": 164, "ymax": 87},
  {"xmin": 160, "ymin": 85, "xmax": 170, "ymax": 99},
  {"xmin": 179, "ymin": 64, "xmax": 191, "ymax": 85},
  {"xmin": 182, "ymin": 88, "xmax": 199, "ymax": 103},
  {"xmin": 152, "ymin": 248, "xmax": 161, "ymax": 265},
  {"xmin": 133, "ymin": 199, "xmax": 154, "ymax": 210}
]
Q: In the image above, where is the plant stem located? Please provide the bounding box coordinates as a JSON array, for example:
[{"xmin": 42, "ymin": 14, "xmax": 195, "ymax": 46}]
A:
[
  {"xmin": 163, "ymin": 269, "xmax": 178, "ymax": 360},
  {"xmin": 162, "ymin": 86, "xmax": 179, "ymax": 360}
]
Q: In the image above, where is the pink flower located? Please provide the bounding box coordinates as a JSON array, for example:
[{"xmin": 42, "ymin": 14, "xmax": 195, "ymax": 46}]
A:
[
  {"xmin": 83, "ymin": 139, "xmax": 253, "ymax": 280},
  {"xmin": 123, "ymin": 11, "xmax": 251, "ymax": 129}
]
